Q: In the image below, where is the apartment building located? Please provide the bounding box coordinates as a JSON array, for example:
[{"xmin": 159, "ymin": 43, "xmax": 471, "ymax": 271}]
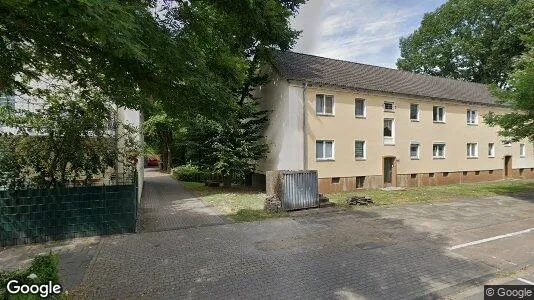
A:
[{"xmin": 256, "ymin": 51, "xmax": 534, "ymax": 193}]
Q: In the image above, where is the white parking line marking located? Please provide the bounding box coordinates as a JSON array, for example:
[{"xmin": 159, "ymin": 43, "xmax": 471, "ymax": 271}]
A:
[
  {"xmin": 518, "ymin": 278, "xmax": 534, "ymax": 285},
  {"xmin": 448, "ymin": 228, "xmax": 534, "ymax": 250}
]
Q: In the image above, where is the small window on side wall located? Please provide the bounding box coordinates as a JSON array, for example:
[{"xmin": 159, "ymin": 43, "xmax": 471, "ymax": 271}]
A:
[
  {"xmin": 520, "ymin": 144, "xmax": 526, "ymax": 157},
  {"xmin": 410, "ymin": 143, "xmax": 420, "ymax": 159},
  {"xmin": 355, "ymin": 98, "xmax": 366, "ymax": 117},
  {"xmin": 355, "ymin": 140, "xmax": 366, "ymax": 160},
  {"xmin": 488, "ymin": 143, "xmax": 495, "ymax": 157},
  {"xmin": 316, "ymin": 94, "xmax": 334, "ymax": 115},
  {"xmin": 384, "ymin": 101, "xmax": 394, "ymax": 111}
]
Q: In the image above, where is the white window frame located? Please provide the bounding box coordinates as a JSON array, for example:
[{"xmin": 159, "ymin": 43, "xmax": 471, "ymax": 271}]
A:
[
  {"xmin": 316, "ymin": 140, "xmax": 335, "ymax": 161},
  {"xmin": 410, "ymin": 103, "xmax": 419, "ymax": 121},
  {"xmin": 354, "ymin": 140, "xmax": 366, "ymax": 160},
  {"xmin": 467, "ymin": 109, "xmax": 478, "ymax": 125},
  {"xmin": 383, "ymin": 118, "xmax": 395, "ymax": 145},
  {"xmin": 520, "ymin": 144, "xmax": 526, "ymax": 157},
  {"xmin": 433, "ymin": 106, "xmax": 446, "ymax": 123},
  {"xmin": 410, "ymin": 142, "xmax": 420, "ymax": 160},
  {"xmin": 316, "ymin": 94, "xmax": 335, "ymax": 116},
  {"xmin": 467, "ymin": 143, "xmax": 478, "ymax": 158},
  {"xmin": 383, "ymin": 101, "xmax": 395, "ymax": 112},
  {"xmin": 433, "ymin": 142, "xmax": 446, "ymax": 159},
  {"xmin": 355, "ymin": 98, "xmax": 366, "ymax": 118},
  {"xmin": 488, "ymin": 143, "xmax": 495, "ymax": 158}
]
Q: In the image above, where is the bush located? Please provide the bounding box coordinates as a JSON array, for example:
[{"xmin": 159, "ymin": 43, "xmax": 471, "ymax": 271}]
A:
[
  {"xmin": 0, "ymin": 252, "xmax": 63, "ymax": 299},
  {"xmin": 171, "ymin": 164, "xmax": 207, "ymax": 182}
]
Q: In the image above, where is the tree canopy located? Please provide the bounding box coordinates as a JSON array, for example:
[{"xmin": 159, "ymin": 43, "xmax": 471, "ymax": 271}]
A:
[{"xmin": 397, "ymin": 0, "xmax": 534, "ymax": 87}]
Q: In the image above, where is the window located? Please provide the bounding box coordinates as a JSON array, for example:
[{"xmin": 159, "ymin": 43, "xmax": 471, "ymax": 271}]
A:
[
  {"xmin": 316, "ymin": 140, "xmax": 334, "ymax": 160},
  {"xmin": 384, "ymin": 101, "xmax": 394, "ymax": 111},
  {"xmin": 488, "ymin": 143, "xmax": 495, "ymax": 157},
  {"xmin": 410, "ymin": 104, "xmax": 419, "ymax": 121},
  {"xmin": 332, "ymin": 177, "xmax": 340, "ymax": 184},
  {"xmin": 355, "ymin": 141, "xmax": 366, "ymax": 160},
  {"xmin": 316, "ymin": 94, "xmax": 334, "ymax": 115},
  {"xmin": 410, "ymin": 142, "xmax": 420, "ymax": 159},
  {"xmin": 356, "ymin": 176, "xmax": 365, "ymax": 188},
  {"xmin": 467, "ymin": 109, "xmax": 478, "ymax": 125},
  {"xmin": 355, "ymin": 98, "xmax": 366, "ymax": 117},
  {"xmin": 520, "ymin": 144, "xmax": 526, "ymax": 157},
  {"xmin": 443, "ymin": 172, "xmax": 449, "ymax": 177},
  {"xmin": 467, "ymin": 143, "xmax": 478, "ymax": 158},
  {"xmin": 433, "ymin": 106, "xmax": 445, "ymax": 122},
  {"xmin": 433, "ymin": 143, "xmax": 445, "ymax": 158},
  {"xmin": 0, "ymin": 94, "xmax": 15, "ymax": 109},
  {"xmin": 429, "ymin": 173, "xmax": 435, "ymax": 178},
  {"xmin": 383, "ymin": 119, "xmax": 395, "ymax": 145}
]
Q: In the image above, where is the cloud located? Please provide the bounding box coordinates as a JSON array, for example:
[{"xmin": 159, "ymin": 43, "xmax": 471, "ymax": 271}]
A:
[{"xmin": 291, "ymin": 0, "xmax": 446, "ymax": 68}]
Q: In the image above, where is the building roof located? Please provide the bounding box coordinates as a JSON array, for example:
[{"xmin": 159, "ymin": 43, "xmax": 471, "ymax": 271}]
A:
[{"xmin": 272, "ymin": 51, "xmax": 501, "ymax": 106}]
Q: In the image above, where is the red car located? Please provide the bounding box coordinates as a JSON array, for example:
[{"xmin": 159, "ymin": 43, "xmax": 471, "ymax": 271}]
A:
[{"xmin": 145, "ymin": 156, "xmax": 160, "ymax": 167}]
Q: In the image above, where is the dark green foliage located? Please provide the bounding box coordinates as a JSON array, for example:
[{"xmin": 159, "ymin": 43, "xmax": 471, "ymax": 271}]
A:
[
  {"xmin": 171, "ymin": 164, "xmax": 207, "ymax": 183},
  {"xmin": 0, "ymin": 87, "xmax": 138, "ymax": 189},
  {"xmin": 485, "ymin": 33, "xmax": 534, "ymax": 142},
  {"xmin": 397, "ymin": 0, "xmax": 534, "ymax": 87}
]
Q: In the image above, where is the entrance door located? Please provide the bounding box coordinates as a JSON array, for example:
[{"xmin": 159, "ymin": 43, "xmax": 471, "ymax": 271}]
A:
[
  {"xmin": 504, "ymin": 156, "xmax": 512, "ymax": 177},
  {"xmin": 383, "ymin": 157, "xmax": 395, "ymax": 187}
]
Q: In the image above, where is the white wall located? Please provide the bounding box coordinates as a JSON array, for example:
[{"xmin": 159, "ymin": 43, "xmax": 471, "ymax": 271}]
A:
[
  {"xmin": 256, "ymin": 71, "xmax": 304, "ymax": 172},
  {"xmin": 117, "ymin": 108, "xmax": 144, "ymax": 202}
]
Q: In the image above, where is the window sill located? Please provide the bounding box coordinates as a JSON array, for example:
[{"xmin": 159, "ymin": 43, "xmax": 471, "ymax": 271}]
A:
[
  {"xmin": 433, "ymin": 157, "xmax": 446, "ymax": 160},
  {"xmin": 316, "ymin": 113, "xmax": 335, "ymax": 117},
  {"xmin": 384, "ymin": 143, "xmax": 396, "ymax": 146},
  {"xmin": 433, "ymin": 121, "xmax": 446, "ymax": 124},
  {"xmin": 467, "ymin": 123, "xmax": 478, "ymax": 126},
  {"xmin": 355, "ymin": 115, "xmax": 366, "ymax": 119},
  {"xmin": 410, "ymin": 119, "xmax": 420, "ymax": 122},
  {"xmin": 384, "ymin": 110, "xmax": 395, "ymax": 113},
  {"xmin": 316, "ymin": 158, "xmax": 335, "ymax": 162},
  {"xmin": 488, "ymin": 156, "xmax": 495, "ymax": 158},
  {"xmin": 520, "ymin": 156, "xmax": 526, "ymax": 158},
  {"xmin": 355, "ymin": 158, "xmax": 366, "ymax": 161},
  {"xmin": 410, "ymin": 157, "xmax": 420, "ymax": 160},
  {"xmin": 467, "ymin": 157, "xmax": 479, "ymax": 159}
]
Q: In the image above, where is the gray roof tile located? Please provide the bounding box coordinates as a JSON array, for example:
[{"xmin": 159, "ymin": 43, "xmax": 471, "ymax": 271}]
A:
[{"xmin": 272, "ymin": 51, "xmax": 501, "ymax": 106}]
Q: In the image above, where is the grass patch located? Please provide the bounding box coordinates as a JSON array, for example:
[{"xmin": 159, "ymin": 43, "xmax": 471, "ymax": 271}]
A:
[
  {"xmin": 327, "ymin": 180, "xmax": 534, "ymax": 207},
  {"xmin": 0, "ymin": 252, "xmax": 65, "ymax": 299},
  {"xmin": 180, "ymin": 182, "xmax": 282, "ymax": 222}
]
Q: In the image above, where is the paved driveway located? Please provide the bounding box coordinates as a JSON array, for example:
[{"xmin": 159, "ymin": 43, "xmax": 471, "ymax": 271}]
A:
[
  {"xmin": 138, "ymin": 169, "xmax": 229, "ymax": 232},
  {"xmin": 69, "ymin": 190, "xmax": 534, "ymax": 299}
]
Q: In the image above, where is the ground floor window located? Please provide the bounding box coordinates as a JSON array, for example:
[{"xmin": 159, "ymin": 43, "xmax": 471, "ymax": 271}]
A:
[
  {"xmin": 356, "ymin": 176, "xmax": 365, "ymax": 188},
  {"xmin": 410, "ymin": 142, "xmax": 420, "ymax": 159},
  {"xmin": 316, "ymin": 140, "xmax": 334, "ymax": 160}
]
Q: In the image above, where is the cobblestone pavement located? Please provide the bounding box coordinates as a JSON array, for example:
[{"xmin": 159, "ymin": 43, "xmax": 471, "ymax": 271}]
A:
[
  {"xmin": 72, "ymin": 192, "xmax": 534, "ymax": 299},
  {"xmin": 138, "ymin": 168, "xmax": 229, "ymax": 232}
]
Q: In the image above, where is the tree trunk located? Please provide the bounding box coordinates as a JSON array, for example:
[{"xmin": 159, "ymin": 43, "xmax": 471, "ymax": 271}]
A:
[{"xmin": 223, "ymin": 176, "xmax": 231, "ymax": 188}]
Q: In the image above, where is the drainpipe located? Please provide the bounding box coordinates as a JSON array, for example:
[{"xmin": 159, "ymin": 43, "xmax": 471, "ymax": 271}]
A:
[{"xmin": 303, "ymin": 81, "xmax": 308, "ymax": 170}]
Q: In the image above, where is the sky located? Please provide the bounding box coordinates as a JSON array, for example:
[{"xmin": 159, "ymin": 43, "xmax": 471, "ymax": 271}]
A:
[{"xmin": 291, "ymin": 0, "xmax": 447, "ymax": 69}]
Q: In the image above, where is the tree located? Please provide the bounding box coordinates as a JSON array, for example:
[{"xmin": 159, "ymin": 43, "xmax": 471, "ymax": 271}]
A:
[
  {"xmin": 0, "ymin": 87, "xmax": 139, "ymax": 189},
  {"xmin": 397, "ymin": 0, "xmax": 534, "ymax": 87},
  {"xmin": 485, "ymin": 33, "xmax": 534, "ymax": 142}
]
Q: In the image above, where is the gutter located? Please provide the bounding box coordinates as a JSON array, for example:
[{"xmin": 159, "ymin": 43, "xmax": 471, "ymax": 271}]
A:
[{"xmin": 303, "ymin": 81, "xmax": 308, "ymax": 170}]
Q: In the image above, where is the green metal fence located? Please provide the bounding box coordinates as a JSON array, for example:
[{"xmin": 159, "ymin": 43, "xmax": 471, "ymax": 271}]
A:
[{"xmin": 0, "ymin": 182, "xmax": 137, "ymax": 246}]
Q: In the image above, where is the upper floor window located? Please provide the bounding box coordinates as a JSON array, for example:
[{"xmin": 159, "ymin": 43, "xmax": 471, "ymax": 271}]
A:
[
  {"xmin": 354, "ymin": 140, "xmax": 366, "ymax": 160},
  {"xmin": 488, "ymin": 143, "xmax": 495, "ymax": 157},
  {"xmin": 520, "ymin": 144, "xmax": 526, "ymax": 157},
  {"xmin": 316, "ymin": 140, "xmax": 334, "ymax": 160},
  {"xmin": 433, "ymin": 106, "xmax": 445, "ymax": 122},
  {"xmin": 410, "ymin": 104, "xmax": 419, "ymax": 121},
  {"xmin": 355, "ymin": 98, "xmax": 366, "ymax": 117},
  {"xmin": 433, "ymin": 143, "xmax": 446, "ymax": 158},
  {"xmin": 467, "ymin": 109, "xmax": 478, "ymax": 125},
  {"xmin": 316, "ymin": 94, "xmax": 334, "ymax": 115},
  {"xmin": 467, "ymin": 143, "xmax": 478, "ymax": 158},
  {"xmin": 384, "ymin": 101, "xmax": 395, "ymax": 112}
]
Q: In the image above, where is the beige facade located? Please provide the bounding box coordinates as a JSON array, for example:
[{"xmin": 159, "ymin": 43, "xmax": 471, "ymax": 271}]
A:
[{"xmin": 258, "ymin": 74, "xmax": 534, "ymax": 192}]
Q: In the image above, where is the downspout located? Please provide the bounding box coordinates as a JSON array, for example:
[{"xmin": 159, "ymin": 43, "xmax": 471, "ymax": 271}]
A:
[{"xmin": 302, "ymin": 81, "xmax": 308, "ymax": 170}]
